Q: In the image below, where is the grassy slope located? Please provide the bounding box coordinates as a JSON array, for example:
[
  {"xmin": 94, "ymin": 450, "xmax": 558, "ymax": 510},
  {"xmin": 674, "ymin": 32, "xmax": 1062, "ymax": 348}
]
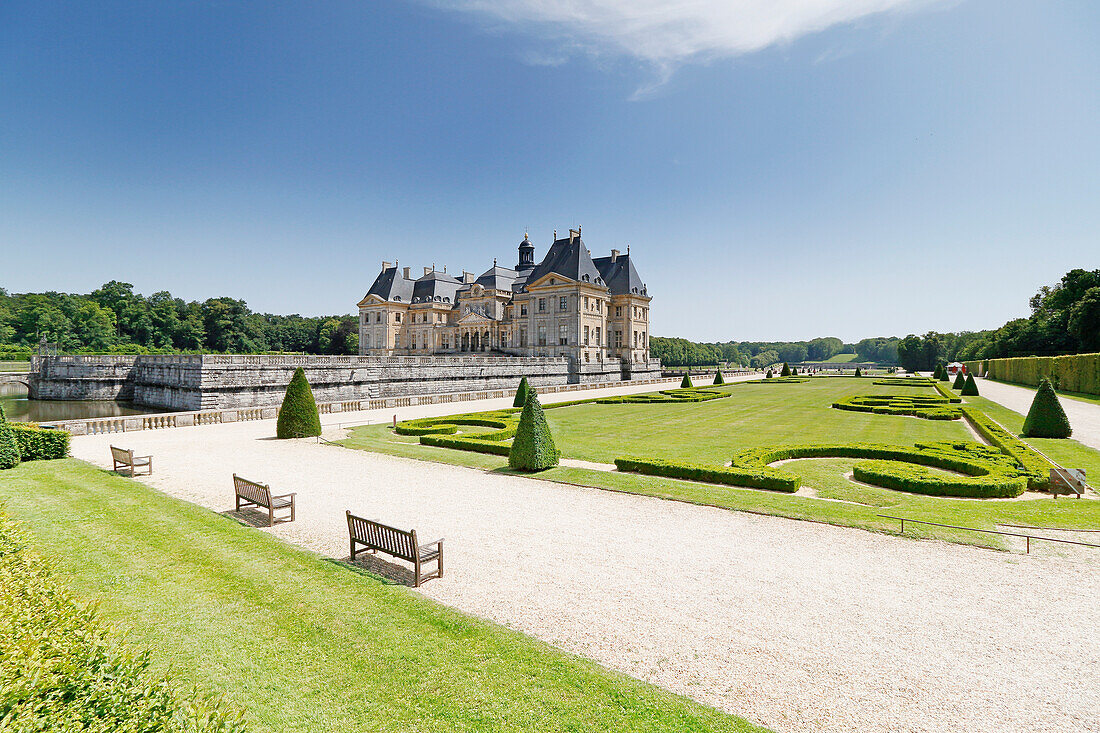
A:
[
  {"xmin": 340, "ymin": 379, "xmax": 1100, "ymax": 548},
  {"xmin": 821, "ymin": 353, "xmax": 861, "ymax": 363},
  {"xmin": 0, "ymin": 459, "xmax": 765, "ymax": 733}
]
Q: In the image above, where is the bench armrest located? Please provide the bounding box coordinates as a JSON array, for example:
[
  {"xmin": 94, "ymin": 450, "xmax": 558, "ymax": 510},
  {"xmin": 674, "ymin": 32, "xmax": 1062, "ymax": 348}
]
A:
[
  {"xmin": 273, "ymin": 492, "xmax": 296, "ymax": 500},
  {"xmin": 420, "ymin": 538, "xmax": 444, "ymax": 548}
]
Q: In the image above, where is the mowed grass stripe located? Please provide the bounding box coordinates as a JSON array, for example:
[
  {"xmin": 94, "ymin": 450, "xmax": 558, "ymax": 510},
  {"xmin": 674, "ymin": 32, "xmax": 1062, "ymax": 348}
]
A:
[{"xmin": 0, "ymin": 459, "xmax": 767, "ymax": 733}]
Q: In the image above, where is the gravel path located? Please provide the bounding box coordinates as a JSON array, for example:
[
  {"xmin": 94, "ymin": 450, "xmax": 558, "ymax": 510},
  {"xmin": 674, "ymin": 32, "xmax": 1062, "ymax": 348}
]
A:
[
  {"xmin": 976, "ymin": 377, "xmax": 1100, "ymax": 451},
  {"xmin": 67, "ymin": 382, "xmax": 1100, "ymax": 733}
]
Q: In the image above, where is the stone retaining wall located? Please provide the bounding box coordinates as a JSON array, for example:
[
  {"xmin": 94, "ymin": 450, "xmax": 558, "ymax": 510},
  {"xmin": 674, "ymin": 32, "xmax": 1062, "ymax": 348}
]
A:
[{"xmin": 28, "ymin": 354, "xmax": 651, "ymax": 410}]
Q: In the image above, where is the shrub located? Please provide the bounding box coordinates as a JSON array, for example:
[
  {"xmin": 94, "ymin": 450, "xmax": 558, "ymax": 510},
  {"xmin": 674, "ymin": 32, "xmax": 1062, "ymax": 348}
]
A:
[
  {"xmin": 765, "ymin": 369, "xmax": 773, "ymax": 379},
  {"xmin": 960, "ymin": 406, "xmax": 1051, "ymax": 489},
  {"xmin": 938, "ymin": 365, "xmax": 949, "ymax": 382},
  {"xmin": 0, "ymin": 510, "xmax": 245, "ymax": 733},
  {"xmin": 508, "ymin": 393, "xmax": 558, "ymax": 471},
  {"xmin": 513, "ymin": 376, "xmax": 530, "ymax": 408},
  {"xmin": 276, "ymin": 367, "xmax": 321, "ymax": 439},
  {"xmin": 961, "ymin": 373, "xmax": 979, "ymax": 396},
  {"xmin": 11, "ymin": 425, "xmax": 70, "ymax": 460},
  {"xmin": 614, "ymin": 457, "xmax": 799, "ymax": 493},
  {"xmin": 953, "ymin": 372, "xmax": 966, "ymax": 390},
  {"xmin": 713, "ymin": 370, "xmax": 725, "ymax": 385},
  {"xmin": 832, "ymin": 394, "xmax": 961, "ymax": 420},
  {"xmin": 983, "ymin": 352, "xmax": 1100, "ymax": 396},
  {"xmin": 854, "ymin": 367, "xmax": 862, "ymax": 377},
  {"xmin": 933, "ymin": 382, "xmax": 962, "ymax": 402},
  {"xmin": 780, "ymin": 362, "xmax": 791, "ymax": 377},
  {"xmin": 680, "ymin": 373, "xmax": 693, "ymax": 389},
  {"xmin": 1022, "ymin": 378, "xmax": 1072, "ymax": 438},
  {"xmin": 0, "ymin": 406, "xmax": 19, "ymax": 470}
]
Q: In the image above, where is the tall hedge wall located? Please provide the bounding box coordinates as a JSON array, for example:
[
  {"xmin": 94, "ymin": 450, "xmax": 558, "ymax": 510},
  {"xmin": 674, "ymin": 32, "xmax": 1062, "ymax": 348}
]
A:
[{"xmin": 983, "ymin": 352, "xmax": 1100, "ymax": 396}]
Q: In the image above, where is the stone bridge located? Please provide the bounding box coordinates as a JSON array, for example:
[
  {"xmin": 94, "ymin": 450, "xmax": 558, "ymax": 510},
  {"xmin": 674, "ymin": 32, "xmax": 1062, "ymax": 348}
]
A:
[{"xmin": 0, "ymin": 373, "xmax": 30, "ymax": 387}]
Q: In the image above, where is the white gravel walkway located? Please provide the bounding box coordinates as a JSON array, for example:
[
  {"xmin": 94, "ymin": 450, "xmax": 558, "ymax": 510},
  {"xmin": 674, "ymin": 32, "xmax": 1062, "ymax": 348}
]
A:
[
  {"xmin": 68, "ymin": 381, "xmax": 1100, "ymax": 733},
  {"xmin": 976, "ymin": 377, "xmax": 1100, "ymax": 451}
]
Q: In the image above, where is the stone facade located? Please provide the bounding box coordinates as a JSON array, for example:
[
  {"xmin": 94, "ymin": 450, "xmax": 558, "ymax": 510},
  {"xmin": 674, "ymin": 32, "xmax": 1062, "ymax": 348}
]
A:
[
  {"xmin": 28, "ymin": 354, "xmax": 581, "ymax": 411},
  {"xmin": 357, "ymin": 228, "xmax": 662, "ymax": 380}
]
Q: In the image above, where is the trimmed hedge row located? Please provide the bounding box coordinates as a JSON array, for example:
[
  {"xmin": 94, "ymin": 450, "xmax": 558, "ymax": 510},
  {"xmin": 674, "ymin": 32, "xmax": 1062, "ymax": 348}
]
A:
[
  {"xmin": 0, "ymin": 509, "xmax": 245, "ymax": 732},
  {"xmin": 11, "ymin": 425, "xmax": 70, "ymax": 461},
  {"xmin": 960, "ymin": 406, "xmax": 1052, "ymax": 490},
  {"xmin": 852, "ymin": 460, "xmax": 1026, "ymax": 498},
  {"xmin": 613, "ymin": 457, "xmax": 799, "ymax": 493},
  {"xmin": 729, "ymin": 441, "xmax": 1028, "ymax": 498},
  {"xmin": 933, "ymin": 382, "xmax": 961, "ymax": 402},
  {"xmin": 596, "ymin": 388, "xmax": 730, "ymax": 404},
  {"xmin": 832, "ymin": 395, "xmax": 961, "ymax": 420},
  {"xmin": 872, "ymin": 377, "xmax": 936, "ymax": 387},
  {"xmin": 743, "ymin": 377, "xmax": 809, "ymax": 384},
  {"xmin": 420, "ymin": 434, "xmax": 513, "ymax": 455},
  {"xmin": 983, "ymin": 352, "xmax": 1100, "ymax": 396}
]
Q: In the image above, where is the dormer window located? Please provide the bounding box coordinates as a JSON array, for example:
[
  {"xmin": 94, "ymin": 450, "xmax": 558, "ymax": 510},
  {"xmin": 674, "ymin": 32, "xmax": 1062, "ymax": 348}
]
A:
[
  {"xmin": 393, "ymin": 296, "xmax": 401, "ymax": 301},
  {"xmin": 582, "ymin": 274, "xmax": 590, "ymax": 282}
]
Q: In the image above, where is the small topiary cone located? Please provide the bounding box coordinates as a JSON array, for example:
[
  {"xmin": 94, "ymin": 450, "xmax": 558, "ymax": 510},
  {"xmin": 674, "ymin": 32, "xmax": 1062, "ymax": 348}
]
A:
[
  {"xmin": 508, "ymin": 392, "xmax": 558, "ymax": 471},
  {"xmin": 276, "ymin": 367, "xmax": 322, "ymax": 439},
  {"xmin": 513, "ymin": 376, "xmax": 530, "ymax": 408},
  {"xmin": 713, "ymin": 369, "xmax": 725, "ymax": 385},
  {"xmin": 953, "ymin": 371, "xmax": 966, "ymax": 390},
  {"xmin": 854, "ymin": 367, "xmax": 862, "ymax": 378},
  {"xmin": 681, "ymin": 373, "xmax": 693, "ymax": 389},
  {"xmin": 780, "ymin": 362, "xmax": 791, "ymax": 377},
  {"xmin": 1022, "ymin": 378, "xmax": 1072, "ymax": 438},
  {"xmin": 960, "ymin": 373, "xmax": 979, "ymax": 396}
]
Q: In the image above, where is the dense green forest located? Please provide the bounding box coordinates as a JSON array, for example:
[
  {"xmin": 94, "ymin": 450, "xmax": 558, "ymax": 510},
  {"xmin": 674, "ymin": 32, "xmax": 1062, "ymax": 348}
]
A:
[
  {"xmin": 0, "ymin": 282, "xmax": 358, "ymax": 358},
  {"xmin": 650, "ymin": 336, "xmax": 899, "ymax": 368}
]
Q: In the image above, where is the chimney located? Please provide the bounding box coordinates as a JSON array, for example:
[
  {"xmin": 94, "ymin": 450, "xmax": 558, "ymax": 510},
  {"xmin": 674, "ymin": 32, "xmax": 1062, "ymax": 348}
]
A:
[
  {"xmin": 610, "ymin": 249, "xmax": 619, "ymax": 263},
  {"xmin": 402, "ymin": 266, "xmax": 411, "ymax": 280},
  {"xmin": 569, "ymin": 228, "xmax": 579, "ymax": 242},
  {"xmin": 382, "ymin": 261, "xmax": 392, "ymax": 270},
  {"xmin": 423, "ymin": 266, "xmax": 432, "ymax": 276},
  {"xmin": 463, "ymin": 271, "xmax": 476, "ymax": 284}
]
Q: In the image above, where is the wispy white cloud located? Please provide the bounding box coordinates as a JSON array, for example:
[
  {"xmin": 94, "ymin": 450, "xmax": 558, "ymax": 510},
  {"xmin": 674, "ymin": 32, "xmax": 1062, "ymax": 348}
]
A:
[{"xmin": 436, "ymin": 1, "xmax": 945, "ymax": 66}]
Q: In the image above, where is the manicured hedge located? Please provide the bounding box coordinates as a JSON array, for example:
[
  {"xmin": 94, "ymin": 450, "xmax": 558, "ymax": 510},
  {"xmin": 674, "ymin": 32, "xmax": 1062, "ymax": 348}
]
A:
[
  {"xmin": 932, "ymin": 382, "xmax": 961, "ymax": 402},
  {"xmin": 730, "ymin": 441, "xmax": 1028, "ymax": 498},
  {"xmin": 852, "ymin": 460, "xmax": 1026, "ymax": 499},
  {"xmin": 276, "ymin": 367, "xmax": 321, "ymax": 439},
  {"xmin": 421, "ymin": 434, "xmax": 513, "ymax": 455},
  {"xmin": 832, "ymin": 394, "xmax": 961, "ymax": 420},
  {"xmin": 743, "ymin": 377, "xmax": 808, "ymax": 384},
  {"xmin": 11, "ymin": 425, "xmax": 70, "ymax": 461},
  {"xmin": 598, "ymin": 388, "xmax": 730, "ymax": 404},
  {"xmin": 614, "ymin": 457, "xmax": 799, "ymax": 492},
  {"xmin": 960, "ymin": 373, "xmax": 979, "ymax": 396},
  {"xmin": 983, "ymin": 352, "xmax": 1100, "ymax": 396},
  {"xmin": 0, "ymin": 406, "xmax": 18, "ymax": 470},
  {"xmin": 509, "ymin": 393, "xmax": 559, "ymax": 471},
  {"xmin": 960, "ymin": 406, "xmax": 1052, "ymax": 489},
  {"xmin": 0, "ymin": 510, "xmax": 244, "ymax": 732},
  {"xmin": 872, "ymin": 377, "xmax": 936, "ymax": 387}
]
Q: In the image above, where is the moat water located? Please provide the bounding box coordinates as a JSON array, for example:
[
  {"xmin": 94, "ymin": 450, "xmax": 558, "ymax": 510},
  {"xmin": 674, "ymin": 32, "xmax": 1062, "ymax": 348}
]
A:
[{"xmin": 0, "ymin": 383, "xmax": 161, "ymax": 423}]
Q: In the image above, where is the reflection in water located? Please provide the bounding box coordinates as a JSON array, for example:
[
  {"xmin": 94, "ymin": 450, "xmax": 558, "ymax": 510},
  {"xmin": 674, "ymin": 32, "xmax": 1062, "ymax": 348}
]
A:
[{"xmin": 0, "ymin": 384, "xmax": 162, "ymax": 423}]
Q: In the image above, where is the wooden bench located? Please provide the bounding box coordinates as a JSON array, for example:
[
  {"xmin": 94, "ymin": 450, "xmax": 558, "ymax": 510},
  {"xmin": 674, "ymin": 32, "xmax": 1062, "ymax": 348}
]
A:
[
  {"xmin": 346, "ymin": 511, "xmax": 443, "ymax": 587},
  {"xmin": 233, "ymin": 474, "xmax": 296, "ymax": 526},
  {"xmin": 110, "ymin": 446, "xmax": 153, "ymax": 476}
]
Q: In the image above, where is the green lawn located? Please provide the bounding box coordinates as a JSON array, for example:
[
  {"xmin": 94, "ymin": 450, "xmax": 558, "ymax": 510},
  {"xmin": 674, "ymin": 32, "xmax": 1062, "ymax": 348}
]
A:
[
  {"xmin": 0, "ymin": 459, "xmax": 765, "ymax": 733},
  {"xmin": 341, "ymin": 378, "xmax": 1100, "ymax": 548},
  {"xmin": 0, "ymin": 360, "xmax": 31, "ymax": 372},
  {"xmin": 821, "ymin": 353, "xmax": 861, "ymax": 363}
]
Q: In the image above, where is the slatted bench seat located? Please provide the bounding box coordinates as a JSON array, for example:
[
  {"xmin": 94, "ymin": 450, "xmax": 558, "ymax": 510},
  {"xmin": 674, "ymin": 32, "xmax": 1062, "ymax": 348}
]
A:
[
  {"xmin": 233, "ymin": 473, "xmax": 296, "ymax": 526},
  {"xmin": 346, "ymin": 511, "xmax": 443, "ymax": 587},
  {"xmin": 110, "ymin": 446, "xmax": 153, "ymax": 476}
]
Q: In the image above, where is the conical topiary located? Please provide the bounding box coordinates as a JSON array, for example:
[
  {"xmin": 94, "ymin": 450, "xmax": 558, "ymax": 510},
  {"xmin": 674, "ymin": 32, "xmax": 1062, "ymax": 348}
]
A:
[
  {"xmin": 713, "ymin": 369, "xmax": 725, "ymax": 385},
  {"xmin": 961, "ymin": 373, "xmax": 979, "ymax": 396},
  {"xmin": 780, "ymin": 362, "xmax": 791, "ymax": 377},
  {"xmin": 953, "ymin": 371, "xmax": 966, "ymax": 390},
  {"xmin": 0, "ymin": 405, "xmax": 21, "ymax": 470},
  {"xmin": 513, "ymin": 376, "xmax": 530, "ymax": 408},
  {"xmin": 508, "ymin": 392, "xmax": 558, "ymax": 471},
  {"xmin": 1022, "ymin": 378, "xmax": 1072, "ymax": 438},
  {"xmin": 791, "ymin": 366, "xmax": 799, "ymax": 375},
  {"xmin": 854, "ymin": 367, "xmax": 862, "ymax": 378},
  {"xmin": 765, "ymin": 369, "xmax": 773, "ymax": 379},
  {"xmin": 938, "ymin": 365, "xmax": 949, "ymax": 382},
  {"xmin": 681, "ymin": 373, "xmax": 693, "ymax": 389},
  {"xmin": 276, "ymin": 367, "xmax": 322, "ymax": 439}
]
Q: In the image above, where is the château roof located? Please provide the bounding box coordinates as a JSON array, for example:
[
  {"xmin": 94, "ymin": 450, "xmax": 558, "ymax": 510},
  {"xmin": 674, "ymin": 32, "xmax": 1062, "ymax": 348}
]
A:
[
  {"xmin": 363, "ymin": 266, "xmax": 414, "ymax": 303},
  {"xmin": 524, "ymin": 235, "xmax": 605, "ymax": 288},
  {"xmin": 412, "ymin": 270, "xmax": 462, "ymax": 304},
  {"xmin": 593, "ymin": 253, "xmax": 648, "ymax": 297},
  {"xmin": 475, "ymin": 265, "xmax": 518, "ymax": 292}
]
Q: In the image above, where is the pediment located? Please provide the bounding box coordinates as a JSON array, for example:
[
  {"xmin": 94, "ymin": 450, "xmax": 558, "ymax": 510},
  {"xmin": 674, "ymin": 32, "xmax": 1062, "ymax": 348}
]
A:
[{"xmin": 357, "ymin": 293, "xmax": 387, "ymax": 307}]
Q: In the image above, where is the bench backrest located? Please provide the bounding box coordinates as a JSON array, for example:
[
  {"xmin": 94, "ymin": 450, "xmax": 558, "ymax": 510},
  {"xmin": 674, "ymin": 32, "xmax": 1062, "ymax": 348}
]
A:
[
  {"xmin": 233, "ymin": 474, "xmax": 273, "ymax": 507},
  {"xmin": 110, "ymin": 446, "xmax": 133, "ymax": 464},
  {"xmin": 346, "ymin": 511, "xmax": 417, "ymax": 562}
]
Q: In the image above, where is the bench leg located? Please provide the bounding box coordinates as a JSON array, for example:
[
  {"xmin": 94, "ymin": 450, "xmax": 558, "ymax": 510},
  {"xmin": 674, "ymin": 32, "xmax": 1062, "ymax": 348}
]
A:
[
  {"xmin": 268, "ymin": 506, "xmax": 274, "ymax": 527},
  {"xmin": 438, "ymin": 546, "xmax": 444, "ymax": 579},
  {"xmin": 290, "ymin": 497, "xmax": 295, "ymax": 523},
  {"xmin": 414, "ymin": 561, "xmax": 421, "ymax": 588}
]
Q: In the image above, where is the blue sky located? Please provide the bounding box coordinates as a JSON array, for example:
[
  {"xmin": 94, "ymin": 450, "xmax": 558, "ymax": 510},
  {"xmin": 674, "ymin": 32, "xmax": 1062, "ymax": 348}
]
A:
[{"xmin": 1, "ymin": 0, "xmax": 1097, "ymax": 342}]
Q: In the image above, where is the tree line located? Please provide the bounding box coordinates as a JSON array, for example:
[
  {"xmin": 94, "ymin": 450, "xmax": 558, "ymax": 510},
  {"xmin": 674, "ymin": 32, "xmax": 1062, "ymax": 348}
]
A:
[
  {"xmin": 0, "ymin": 282, "xmax": 359, "ymax": 357},
  {"xmin": 894, "ymin": 268, "xmax": 1100, "ymax": 372},
  {"xmin": 650, "ymin": 336, "xmax": 898, "ymax": 368}
]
